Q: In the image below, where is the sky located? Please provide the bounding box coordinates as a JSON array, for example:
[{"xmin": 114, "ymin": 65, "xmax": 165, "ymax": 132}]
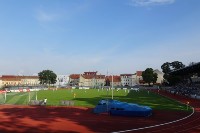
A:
[{"xmin": 0, "ymin": 0, "xmax": 200, "ymax": 76}]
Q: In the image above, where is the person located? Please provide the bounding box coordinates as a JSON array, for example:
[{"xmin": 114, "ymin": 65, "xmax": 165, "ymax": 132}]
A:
[
  {"xmin": 186, "ymin": 101, "xmax": 190, "ymax": 110},
  {"xmin": 44, "ymin": 98, "xmax": 47, "ymax": 105},
  {"xmin": 73, "ymin": 93, "xmax": 76, "ymax": 98}
]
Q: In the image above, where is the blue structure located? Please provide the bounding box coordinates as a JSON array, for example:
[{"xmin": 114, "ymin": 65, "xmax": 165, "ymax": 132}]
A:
[{"xmin": 93, "ymin": 99, "xmax": 152, "ymax": 117}]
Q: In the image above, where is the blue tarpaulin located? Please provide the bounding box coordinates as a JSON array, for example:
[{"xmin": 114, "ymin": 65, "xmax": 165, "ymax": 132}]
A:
[{"xmin": 93, "ymin": 99, "xmax": 152, "ymax": 117}]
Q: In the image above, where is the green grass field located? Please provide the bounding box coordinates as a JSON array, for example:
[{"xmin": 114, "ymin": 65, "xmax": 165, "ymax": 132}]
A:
[{"xmin": 1, "ymin": 89, "xmax": 191, "ymax": 111}]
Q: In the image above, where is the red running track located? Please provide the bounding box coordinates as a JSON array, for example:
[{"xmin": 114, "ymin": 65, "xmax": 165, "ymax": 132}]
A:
[
  {"xmin": 131, "ymin": 90, "xmax": 200, "ymax": 133},
  {"xmin": 0, "ymin": 90, "xmax": 199, "ymax": 133}
]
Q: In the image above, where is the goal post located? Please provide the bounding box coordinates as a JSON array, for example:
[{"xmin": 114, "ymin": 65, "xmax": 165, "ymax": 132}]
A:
[{"xmin": 0, "ymin": 90, "xmax": 6, "ymax": 104}]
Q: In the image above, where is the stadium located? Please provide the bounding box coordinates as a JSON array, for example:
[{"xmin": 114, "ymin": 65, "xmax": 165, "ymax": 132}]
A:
[{"xmin": 0, "ymin": 63, "xmax": 200, "ymax": 133}]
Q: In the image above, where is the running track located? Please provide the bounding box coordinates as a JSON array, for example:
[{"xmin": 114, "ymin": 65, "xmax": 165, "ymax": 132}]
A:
[
  {"xmin": 0, "ymin": 90, "xmax": 199, "ymax": 133},
  {"xmin": 131, "ymin": 90, "xmax": 200, "ymax": 133}
]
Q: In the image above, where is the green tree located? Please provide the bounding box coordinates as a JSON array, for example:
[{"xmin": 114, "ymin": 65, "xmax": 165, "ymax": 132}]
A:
[
  {"xmin": 171, "ymin": 61, "xmax": 185, "ymax": 70},
  {"xmin": 142, "ymin": 68, "xmax": 157, "ymax": 86},
  {"xmin": 161, "ymin": 61, "xmax": 185, "ymax": 86},
  {"xmin": 153, "ymin": 73, "xmax": 158, "ymax": 84},
  {"xmin": 38, "ymin": 70, "xmax": 57, "ymax": 86},
  {"xmin": 161, "ymin": 62, "xmax": 171, "ymax": 74}
]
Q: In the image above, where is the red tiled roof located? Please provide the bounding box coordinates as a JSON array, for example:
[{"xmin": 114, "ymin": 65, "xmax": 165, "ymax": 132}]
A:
[
  {"xmin": 24, "ymin": 76, "xmax": 39, "ymax": 79},
  {"xmin": 81, "ymin": 74, "xmax": 105, "ymax": 79},
  {"xmin": 1, "ymin": 75, "xmax": 39, "ymax": 81},
  {"xmin": 120, "ymin": 74, "xmax": 133, "ymax": 76},
  {"xmin": 136, "ymin": 71, "xmax": 143, "ymax": 76},
  {"xmin": 2, "ymin": 75, "xmax": 16, "ymax": 78},
  {"xmin": 69, "ymin": 74, "xmax": 80, "ymax": 79},
  {"xmin": 106, "ymin": 76, "xmax": 121, "ymax": 82},
  {"xmin": 82, "ymin": 75, "xmax": 94, "ymax": 79}
]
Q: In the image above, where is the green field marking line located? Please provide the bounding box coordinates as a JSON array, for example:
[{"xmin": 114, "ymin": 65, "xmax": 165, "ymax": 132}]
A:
[
  {"xmin": 0, "ymin": 93, "xmax": 5, "ymax": 104},
  {"xmin": 6, "ymin": 92, "xmax": 24, "ymax": 103},
  {"xmin": 6, "ymin": 93, "xmax": 26, "ymax": 104},
  {"xmin": 5, "ymin": 92, "xmax": 33, "ymax": 105},
  {"xmin": 15, "ymin": 93, "xmax": 29, "ymax": 105}
]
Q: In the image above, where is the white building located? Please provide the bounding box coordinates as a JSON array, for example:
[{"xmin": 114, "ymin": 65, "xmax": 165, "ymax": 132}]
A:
[
  {"xmin": 120, "ymin": 74, "xmax": 134, "ymax": 86},
  {"xmin": 56, "ymin": 75, "xmax": 69, "ymax": 87},
  {"xmin": 154, "ymin": 69, "xmax": 164, "ymax": 84}
]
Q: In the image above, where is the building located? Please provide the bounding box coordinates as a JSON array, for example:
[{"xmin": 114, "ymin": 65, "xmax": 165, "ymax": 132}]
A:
[
  {"xmin": 153, "ymin": 69, "xmax": 164, "ymax": 84},
  {"xmin": 84, "ymin": 71, "xmax": 97, "ymax": 76},
  {"xmin": 132, "ymin": 71, "xmax": 143, "ymax": 85},
  {"xmin": 79, "ymin": 74, "xmax": 94, "ymax": 87},
  {"xmin": 56, "ymin": 75, "xmax": 69, "ymax": 87},
  {"xmin": 69, "ymin": 74, "xmax": 80, "ymax": 86},
  {"xmin": 79, "ymin": 71, "xmax": 105, "ymax": 88},
  {"xmin": 94, "ymin": 75, "xmax": 105, "ymax": 88},
  {"xmin": 0, "ymin": 75, "xmax": 39, "ymax": 88},
  {"xmin": 20, "ymin": 76, "xmax": 40, "ymax": 86},
  {"xmin": 105, "ymin": 76, "xmax": 121, "ymax": 87},
  {"xmin": 120, "ymin": 74, "xmax": 134, "ymax": 86}
]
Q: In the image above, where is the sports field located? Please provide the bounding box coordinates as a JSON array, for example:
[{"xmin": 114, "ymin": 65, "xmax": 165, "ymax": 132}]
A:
[{"xmin": 1, "ymin": 89, "xmax": 191, "ymax": 111}]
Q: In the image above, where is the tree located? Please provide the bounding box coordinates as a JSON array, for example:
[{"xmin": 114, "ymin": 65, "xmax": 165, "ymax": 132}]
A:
[
  {"xmin": 161, "ymin": 62, "xmax": 171, "ymax": 74},
  {"xmin": 161, "ymin": 61, "xmax": 185, "ymax": 86},
  {"xmin": 189, "ymin": 62, "xmax": 196, "ymax": 66},
  {"xmin": 171, "ymin": 61, "xmax": 185, "ymax": 70},
  {"xmin": 38, "ymin": 70, "xmax": 57, "ymax": 86},
  {"xmin": 142, "ymin": 68, "xmax": 157, "ymax": 86},
  {"xmin": 105, "ymin": 78, "xmax": 110, "ymax": 86},
  {"xmin": 153, "ymin": 73, "xmax": 158, "ymax": 84}
]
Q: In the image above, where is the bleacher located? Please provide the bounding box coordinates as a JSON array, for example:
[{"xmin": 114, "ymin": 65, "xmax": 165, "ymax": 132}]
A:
[
  {"xmin": 167, "ymin": 62, "xmax": 200, "ymax": 99},
  {"xmin": 166, "ymin": 83, "xmax": 200, "ymax": 99}
]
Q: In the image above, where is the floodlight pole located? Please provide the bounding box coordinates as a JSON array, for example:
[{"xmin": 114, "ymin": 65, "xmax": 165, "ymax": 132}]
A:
[
  {"xmin": 29, "ymin": 91, "xmax": 30, "ymax": 102},
  {"xmin": 4, "ymin": 91, "xmax": 6, "ymax": 103},
  {"xmin": 36, "ymin": 91, "xmax": 37, "ymax": 100},
  {"xmin": 112, "ymin": 74, "xmax": 114, "ymax": 99}
]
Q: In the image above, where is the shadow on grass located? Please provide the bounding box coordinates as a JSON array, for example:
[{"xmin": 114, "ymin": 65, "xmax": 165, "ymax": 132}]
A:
[{"xmin": 73, "ymin": 90, "xmax": 190, "ymax": 111}]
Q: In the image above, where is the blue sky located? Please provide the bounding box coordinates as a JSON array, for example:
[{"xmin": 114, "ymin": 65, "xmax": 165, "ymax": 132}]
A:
[{"xmin": 0, "ymin": 0, "xmax": 200, "ymax": 75}]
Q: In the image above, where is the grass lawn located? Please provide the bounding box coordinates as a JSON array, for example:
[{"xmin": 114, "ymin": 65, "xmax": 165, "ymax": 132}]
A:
[{"xmin": 2, "ymin": 89, "xmax": 191, "ymax": 111}]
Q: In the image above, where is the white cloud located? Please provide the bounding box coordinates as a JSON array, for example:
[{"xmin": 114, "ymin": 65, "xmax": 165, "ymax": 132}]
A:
[{"xmin": 130, "ymin": 0, "xmax": 175, "ymax": 6}]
